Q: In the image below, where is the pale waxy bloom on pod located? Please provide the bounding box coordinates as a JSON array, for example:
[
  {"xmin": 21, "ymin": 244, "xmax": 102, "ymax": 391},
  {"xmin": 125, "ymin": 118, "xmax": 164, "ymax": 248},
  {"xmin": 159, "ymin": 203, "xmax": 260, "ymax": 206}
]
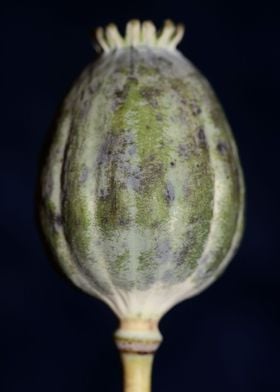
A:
[{"xmin": 40, "ymin": 20, "xmax": 245, "ymax": 392}]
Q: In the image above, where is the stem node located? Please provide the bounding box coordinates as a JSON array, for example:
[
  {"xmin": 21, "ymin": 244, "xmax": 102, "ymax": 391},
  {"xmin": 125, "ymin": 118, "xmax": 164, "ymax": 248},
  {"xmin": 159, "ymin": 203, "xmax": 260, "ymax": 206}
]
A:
[{"xmin": 114, "ymin": 318, "xmax": 162, "ymax": 392}]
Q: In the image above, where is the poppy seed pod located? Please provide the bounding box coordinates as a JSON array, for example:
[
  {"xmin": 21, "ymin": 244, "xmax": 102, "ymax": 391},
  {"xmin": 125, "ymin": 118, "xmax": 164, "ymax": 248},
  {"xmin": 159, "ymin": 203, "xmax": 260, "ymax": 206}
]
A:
[{"xmin": 40, "ymin": 20, "xmax": 245, "ymax": 392}]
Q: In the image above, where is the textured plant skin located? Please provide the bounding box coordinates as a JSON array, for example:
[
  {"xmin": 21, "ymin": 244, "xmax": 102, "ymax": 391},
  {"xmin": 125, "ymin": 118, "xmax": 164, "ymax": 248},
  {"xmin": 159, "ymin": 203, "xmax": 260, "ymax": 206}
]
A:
[{"xmin": 40, "ymin": 21, "xmax": 245, "ymax": 386}]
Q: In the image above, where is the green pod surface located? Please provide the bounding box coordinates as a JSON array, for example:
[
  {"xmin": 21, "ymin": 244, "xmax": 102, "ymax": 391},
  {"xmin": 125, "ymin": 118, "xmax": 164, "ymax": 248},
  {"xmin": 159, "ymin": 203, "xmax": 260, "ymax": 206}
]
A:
[{"xmin": 40, "ymin": 21, "xmax": 245, "ymax": 320}]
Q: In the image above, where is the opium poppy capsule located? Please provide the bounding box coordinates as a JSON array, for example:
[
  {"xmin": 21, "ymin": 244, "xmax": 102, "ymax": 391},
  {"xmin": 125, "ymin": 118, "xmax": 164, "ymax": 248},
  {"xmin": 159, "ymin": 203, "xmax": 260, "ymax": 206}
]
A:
[{"xmin": 40, "ymin": 20, "xmax": 245, "ymax": 392}]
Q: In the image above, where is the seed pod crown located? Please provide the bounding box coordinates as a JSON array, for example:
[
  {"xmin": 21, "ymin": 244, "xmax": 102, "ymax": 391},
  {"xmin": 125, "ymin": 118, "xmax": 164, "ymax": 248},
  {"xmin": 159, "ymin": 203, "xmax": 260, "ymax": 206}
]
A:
[{"xmin": 94, "ymin": 20, "xmax": 185, "ymax": 52}]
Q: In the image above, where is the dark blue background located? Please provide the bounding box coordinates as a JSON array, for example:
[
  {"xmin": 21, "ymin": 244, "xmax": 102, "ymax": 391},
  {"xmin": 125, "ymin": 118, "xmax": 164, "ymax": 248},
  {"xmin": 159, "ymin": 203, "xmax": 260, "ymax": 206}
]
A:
[{"xmin": 1, "ymin": 1, "xmax": 279, "ymax": 391}]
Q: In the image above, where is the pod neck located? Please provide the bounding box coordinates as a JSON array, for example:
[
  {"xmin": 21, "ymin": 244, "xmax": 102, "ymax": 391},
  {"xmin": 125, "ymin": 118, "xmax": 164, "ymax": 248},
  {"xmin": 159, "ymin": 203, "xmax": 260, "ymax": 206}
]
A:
[
  {"xmin": 114, "ymin": 318, "xmax": 162, "ymax": 354},
  {"xmin": 114, "ymin": 319, "xmax": 162, "ymax": 392}
]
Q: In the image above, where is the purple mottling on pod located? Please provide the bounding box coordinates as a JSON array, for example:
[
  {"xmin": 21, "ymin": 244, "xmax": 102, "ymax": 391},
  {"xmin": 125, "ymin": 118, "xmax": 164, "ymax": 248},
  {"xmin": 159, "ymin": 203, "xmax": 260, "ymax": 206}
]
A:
[{"xmin": 39, "ymin": 20, "xmax": 245, "ymax": 391}]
